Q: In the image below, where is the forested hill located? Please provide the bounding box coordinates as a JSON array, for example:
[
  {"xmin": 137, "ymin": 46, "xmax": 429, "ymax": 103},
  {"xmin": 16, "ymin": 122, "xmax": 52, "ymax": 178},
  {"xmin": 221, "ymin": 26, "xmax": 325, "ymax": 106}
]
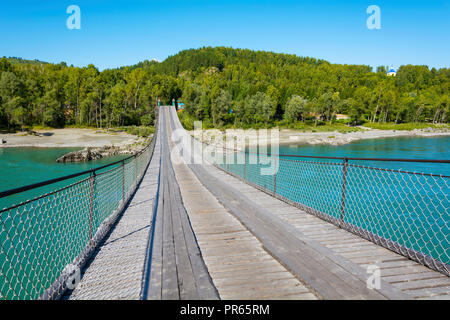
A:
[
  {"xmin": 151, "ymin": 47, "xmax": 328, "ymax": 75},
  {"xmin": 6, "ymin": 57, "xmax": 49, "ymax": 66},
  {"xmin": 0, "ymin": 47, "xmax": 449, "ymax": 131}
]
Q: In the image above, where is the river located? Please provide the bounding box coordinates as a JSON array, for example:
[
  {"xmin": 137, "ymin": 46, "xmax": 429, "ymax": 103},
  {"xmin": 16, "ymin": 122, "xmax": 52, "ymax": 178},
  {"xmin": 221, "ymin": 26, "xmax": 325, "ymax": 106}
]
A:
[
  {"xmin": 278, "ymin": 135, "xmax": 450, "ymax": 176},
  {"xmin": 0, "ymin": 147, "xmax": 128, "ymax": 210},
  {"xmin": 221, "ymin": 135, "xmax": 450, "ymax": 266}
]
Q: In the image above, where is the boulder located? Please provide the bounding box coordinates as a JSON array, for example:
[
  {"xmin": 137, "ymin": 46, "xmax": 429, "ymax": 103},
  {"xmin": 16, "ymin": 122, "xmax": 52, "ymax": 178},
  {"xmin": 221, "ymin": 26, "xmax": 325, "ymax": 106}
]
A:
[{"xmin": 56, "ymin": 147, "xmax": 103, "ymax": 163}]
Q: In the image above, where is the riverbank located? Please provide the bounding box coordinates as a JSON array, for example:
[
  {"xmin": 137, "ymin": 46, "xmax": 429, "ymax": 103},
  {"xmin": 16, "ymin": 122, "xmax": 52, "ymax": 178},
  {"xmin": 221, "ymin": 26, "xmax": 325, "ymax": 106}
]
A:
[
  {"xmin": 191, "ymin": 126, "xmax": 450, "ymax": 147},
  {"xmin": 0, "ymin": 128, "xmax": 139, "ymax": 148},
  {"xmin": 278, "ymin": 126, "xmax": 450, "ymax": 146}
]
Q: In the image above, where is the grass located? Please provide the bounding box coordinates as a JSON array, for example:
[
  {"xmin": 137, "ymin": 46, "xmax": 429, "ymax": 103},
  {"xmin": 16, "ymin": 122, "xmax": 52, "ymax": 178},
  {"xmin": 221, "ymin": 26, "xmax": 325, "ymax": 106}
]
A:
[
  {"xmin": 63, "ymin": 124, "xmax": 156, "ymax": 138},
  {"xmin": 116, "ymin": 126, "xmax": 155, "ymax": 138},
  {"xmin": 63, "ymin": 124, "xmax": 99, "ymax": 129},
  {"xmin": 362, "ymin": 122, "xmax": 449, "ymax": 131},
  {"xmin": 178, "ymin": 111, "xmax": 199, "ymax": 131},
  {"xmin": 278, "ymin": 121, "xmax": 362, "ymax": 133}
]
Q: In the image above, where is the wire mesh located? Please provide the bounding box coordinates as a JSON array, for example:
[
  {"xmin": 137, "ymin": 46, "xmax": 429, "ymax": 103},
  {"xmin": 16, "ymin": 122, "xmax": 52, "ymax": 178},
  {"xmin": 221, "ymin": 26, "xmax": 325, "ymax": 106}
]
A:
[
  {"xmin": 0, "ymin": 128, "xmax": 157, "ymax": 300},
  {"xmin": 205, "ymin": 144, "xmax": 449, "ymax": 276}
]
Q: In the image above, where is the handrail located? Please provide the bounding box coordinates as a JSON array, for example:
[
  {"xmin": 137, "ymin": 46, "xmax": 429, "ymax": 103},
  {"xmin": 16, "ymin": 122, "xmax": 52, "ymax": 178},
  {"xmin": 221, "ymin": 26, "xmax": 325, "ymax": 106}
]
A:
[
  {"xmin": 277, "ymin": 154, "xmax": 450, "ymax": 163},
  {"xmin": 207, "ymin": 142, "xmax": 450, "ymax": 163},
  {"xmin": 202, "ymin": 141, "xmax": 450, "ymax": 178},
  {"xmin": 0, "ymin": 135, "xmax": 153, "ymax": 199}
]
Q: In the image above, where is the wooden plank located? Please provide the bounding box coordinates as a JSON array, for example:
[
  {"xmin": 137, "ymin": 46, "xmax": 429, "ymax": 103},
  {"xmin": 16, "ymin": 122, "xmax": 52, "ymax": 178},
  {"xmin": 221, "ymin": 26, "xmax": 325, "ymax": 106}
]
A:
[
  {"xmin": 201, "ymin": 250, "xmax": 270, "ymax": 263},
  {"xmin": 198, "ymin": 236, "xmax": 258, "ymax": 246},
  {"xmin": 169, "ymin": 182, "xmax": 199, "ymax": 300},
  {"xmin": 342, "ymin": 249, "xmax": 397, "ymax": 259},
  {"xmin": 326, "ymin": 242, "xmax": 373, "ymax": 250},
  {"xmin": 219, "ymin": 280, "xmax": 311, "ymax": 296},
  {"xmin": 307, "ymin": 232, "xmax": 355, "ymax": 240},
  {"xmin": 395, "ymin": 278, "xmax": 450, "ymax": 290},
  {"xmin": 220, "ymin": 287, "xmax": 316, "ymax": 300},
  {"xmin": 417, "ymin": 294, "xmax": 450, "ymax": 300},
  {"xmin": 200, "ymin": 244, "xmax": 266, "ymax": 256},
  {"xmin": 209, "ymin": 266, "xmax": 296, "ymax": 282},
  {"xmin": 361, "ymin": 260, "xmax": 418, "ymax": 269},
  {"xmin": 373, "ymin": 265, "xmax": 432, "ymax": 277},
  {"xmin": 212, "ymin": 271, "xmax": 295, "ymax": 287},
  {"xmin": 351, "ymin": 256, "xmax": 408, "ymax": 265},
  {"xmin": 146, "ymin": 158, "xmax": 164, "ymax": 300},
  {"xmin": 160, "ymin": 121, "xmax": 180, "ymax": 300},
  {"xmin": 175, "ymin": 208, "xmax": 220, "ymax": 300},
  {"xmin": 164, "ymin": 107, "xmax": 219, "ymax": 300},
  {"xmin": 409, "ymin": 286, "xmax": 450, "ymax": 298},
  {"xmin": 270, "ymin": 293, "xmax": 318, "ymax": 300},
  {"xmin": 318, "ymin": 238, "xmax": 371, "ymax": 246},
  {"xmin": 383, "ymin": 272, "xmax": 447, "ymax": 283},
  {"xmin": 196, "ymin": 230, "xmax": 251, "ymax": 241},
  {"xmin": 208, "ymin": 260, "xmax": 283, "ymax": 274}
]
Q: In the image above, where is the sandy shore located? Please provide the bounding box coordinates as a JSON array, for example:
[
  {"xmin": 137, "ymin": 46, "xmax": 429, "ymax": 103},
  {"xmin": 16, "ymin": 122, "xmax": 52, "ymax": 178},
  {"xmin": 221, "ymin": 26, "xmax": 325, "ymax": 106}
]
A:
[
  {"xmin": 0, "ymin": 128, "xmax": 138, "ymax": 148},
  {"xmin": 191, "ymin": 126, "xmax": 450, "ymax": 148},
  {"xmin": 277, "ymin": 127, "xmax": 450, "ymax": 146}
]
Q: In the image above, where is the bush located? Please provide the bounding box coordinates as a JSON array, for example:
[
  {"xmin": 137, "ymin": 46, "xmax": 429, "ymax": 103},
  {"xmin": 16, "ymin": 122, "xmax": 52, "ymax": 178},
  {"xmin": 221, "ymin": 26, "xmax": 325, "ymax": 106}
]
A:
[
  {"xmin": 178, "ymin": 110, "xmax": 195, "ymax": 130},
  {"xmin": 140, "ymin": 114, "xmax": 154, "ymax": 126},
  {"xmin": 362, "ymin": 122, "xmax": 445, "ymax": 131},
  {"xmin": 118, "ymin": 126, "xmax": 155, "ymax": 137}
]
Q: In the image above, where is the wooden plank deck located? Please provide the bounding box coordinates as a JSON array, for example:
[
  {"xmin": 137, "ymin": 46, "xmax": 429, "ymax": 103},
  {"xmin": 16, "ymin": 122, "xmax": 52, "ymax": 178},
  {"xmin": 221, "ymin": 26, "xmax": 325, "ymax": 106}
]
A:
[
  {"xmin": 166, "ymin": 106, "xmax": 318, "ymax": 300},
  {"xmin": 142, "ymin": 109, "xmax": 219, "ymax": 300},
  {"xmin": 167, "ymin": 105, "xmax": 450, "ymax": 300}
]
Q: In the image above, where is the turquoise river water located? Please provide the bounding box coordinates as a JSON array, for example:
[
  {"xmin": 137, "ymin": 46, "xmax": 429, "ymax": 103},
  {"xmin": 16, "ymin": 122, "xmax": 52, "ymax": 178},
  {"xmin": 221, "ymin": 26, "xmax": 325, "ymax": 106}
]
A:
[
  {"xmin": 222, "ymin": 136, "xmax": 449, "ymax": 268},
  {"xmin": 0, "ymin": 148, "xmax": 128, "ymax": 210},
  {"xmin": 0, "ymin": 136, "xmax": 448, "ymax": 299}
]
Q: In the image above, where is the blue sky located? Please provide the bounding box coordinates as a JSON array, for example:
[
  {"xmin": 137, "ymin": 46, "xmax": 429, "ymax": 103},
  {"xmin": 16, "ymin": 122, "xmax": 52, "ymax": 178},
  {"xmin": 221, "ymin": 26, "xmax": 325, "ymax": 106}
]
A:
[{"xmin": 0, "ymin": 0, "xmax": 449, "ymax": 70}]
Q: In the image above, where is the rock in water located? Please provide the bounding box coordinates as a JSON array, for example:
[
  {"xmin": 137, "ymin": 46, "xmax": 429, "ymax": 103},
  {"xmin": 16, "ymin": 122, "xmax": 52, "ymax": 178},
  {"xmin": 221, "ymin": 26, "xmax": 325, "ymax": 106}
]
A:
[
  {"xmin": 56, "ymin": 147, "xmax": 103, "ymax": 163},
  {"xmin": 56, "ymin": 137, "xmax": 150, "ymax": 163}
]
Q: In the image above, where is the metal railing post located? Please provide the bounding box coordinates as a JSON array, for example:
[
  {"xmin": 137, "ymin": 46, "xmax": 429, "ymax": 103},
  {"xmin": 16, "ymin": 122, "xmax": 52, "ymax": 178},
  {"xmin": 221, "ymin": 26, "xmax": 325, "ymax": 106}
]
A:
[
  {"xmin": 244, "ymin": 152, "xmax": 247, "ymax": 180},
  {"xmin": 226, "ymin": 151, "xmax": 229, "ymax": 172},
  {"xmin": 134, "ymin": 155, "xmax": 138, "ymax": 184},
  {"xmin": 89, "ymin": 172, "xmax": 96, "ymax": 239},
  {"xmin": 223, "ymin": 142, "xmax": 228, "ymax": 171},
  {"xmin": 273, "ymin": 156, "xmax": 278, "ymax": 195},
  {"xmin": 340, "ymin": 158, "xmax": 349, "ymax": 228},
  {"xmin": 122, "ymin": 160, "xmax": 125, "ymax": 201}
]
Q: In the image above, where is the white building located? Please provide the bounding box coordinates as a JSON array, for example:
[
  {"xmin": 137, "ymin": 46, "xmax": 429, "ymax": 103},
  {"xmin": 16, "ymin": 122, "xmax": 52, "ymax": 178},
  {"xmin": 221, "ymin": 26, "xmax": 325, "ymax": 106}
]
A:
[{"xmin": 387, "ymin": 68, "xmax": 397, "ymax": 77}]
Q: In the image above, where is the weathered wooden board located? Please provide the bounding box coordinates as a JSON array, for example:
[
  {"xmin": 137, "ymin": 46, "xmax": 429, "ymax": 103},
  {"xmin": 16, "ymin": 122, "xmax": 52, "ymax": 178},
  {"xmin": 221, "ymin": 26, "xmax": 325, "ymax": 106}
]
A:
[{"xmin": 144, "ymin": 108, "xmax": 219, "ymax": 300}]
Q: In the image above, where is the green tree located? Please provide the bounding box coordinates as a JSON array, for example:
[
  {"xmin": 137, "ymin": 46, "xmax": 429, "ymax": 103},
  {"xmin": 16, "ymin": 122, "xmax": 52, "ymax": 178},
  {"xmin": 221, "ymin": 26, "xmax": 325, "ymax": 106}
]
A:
[
  {"xmin": 285, "ymin": 95, "xmax": 308, "ymax": 122},
  {"xmin": 212, "ymin": 90, "xmax": 232, "ymax": 126},
  {"xmin": 239, "ymin": 92, "xmax": 274, "ymax": 125},
  {"xmin": 0, "ymin": 72, "xmax": 23, "ymax": 129}
]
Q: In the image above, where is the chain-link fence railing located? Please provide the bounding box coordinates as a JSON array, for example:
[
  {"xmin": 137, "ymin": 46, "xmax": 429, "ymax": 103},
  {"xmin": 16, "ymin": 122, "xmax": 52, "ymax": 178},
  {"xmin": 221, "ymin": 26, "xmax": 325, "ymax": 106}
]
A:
[
  {"xmin": 0, "ymin": 118, "xmax": 158, "ymax": 300},
  {"xmin": 203, "ymin": 145, "xmax": 449, "ymax": 276}
]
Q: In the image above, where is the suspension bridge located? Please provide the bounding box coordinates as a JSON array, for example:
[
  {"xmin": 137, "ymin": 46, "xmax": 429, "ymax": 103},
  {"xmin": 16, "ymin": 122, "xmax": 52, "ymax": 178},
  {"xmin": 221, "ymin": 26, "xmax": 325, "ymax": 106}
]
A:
[{"xmin": 0, "ymin": 106, "xmax": 449, "ymax": 300}]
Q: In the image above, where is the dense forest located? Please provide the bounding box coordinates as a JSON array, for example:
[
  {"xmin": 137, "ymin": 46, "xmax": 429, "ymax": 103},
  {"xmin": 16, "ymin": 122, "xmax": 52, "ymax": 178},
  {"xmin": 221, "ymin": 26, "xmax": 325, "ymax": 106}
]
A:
[{"xmin": 0, "ymin": 47, "xmax": 449, "ymax": 131}]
